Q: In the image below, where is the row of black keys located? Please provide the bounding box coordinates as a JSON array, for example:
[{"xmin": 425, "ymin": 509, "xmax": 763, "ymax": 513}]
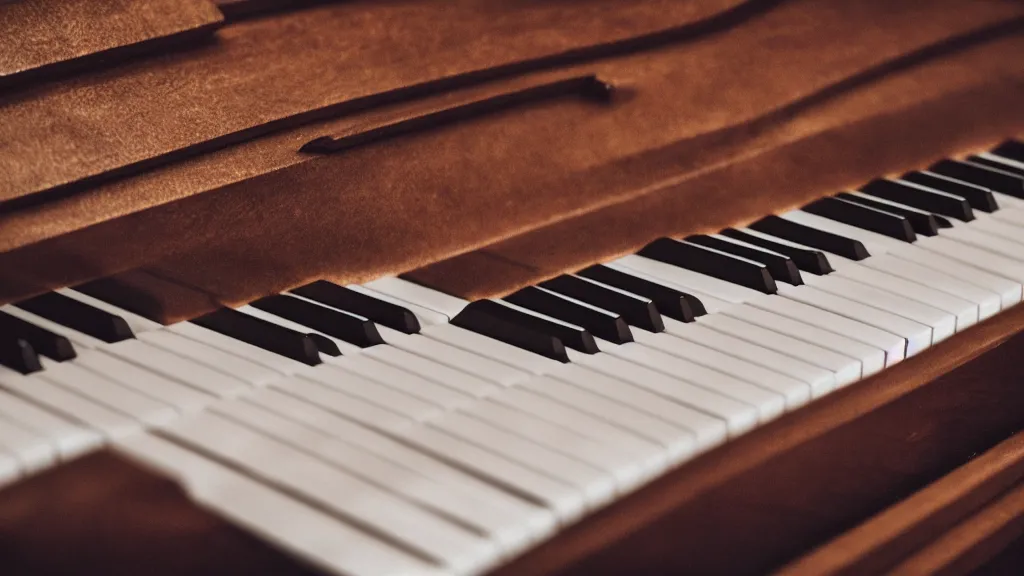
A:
[{"xmin": 2, "ymin": 141, "xmax": 1022, "ymax": 372}]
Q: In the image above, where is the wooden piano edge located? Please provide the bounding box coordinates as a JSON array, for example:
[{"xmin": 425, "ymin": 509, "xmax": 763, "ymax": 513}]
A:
[
  {"xmin": 0, "ymin": 301, "xmax": 1020, "ymax": 575},
  {"xmin": 487, "ymin": 302, "xmax": 1024, "ymax": 575}
]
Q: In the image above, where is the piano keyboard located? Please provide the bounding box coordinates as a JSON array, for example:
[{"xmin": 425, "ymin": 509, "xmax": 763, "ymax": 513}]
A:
[{"xmin": 1, "ymin": 143, "xmax": 1024, "ymax": 575}]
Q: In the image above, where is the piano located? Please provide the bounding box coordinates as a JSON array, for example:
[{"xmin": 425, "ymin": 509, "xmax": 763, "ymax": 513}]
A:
[{"xmin": 2, "ymin": 0, "xmax": 1024, "ymax": 574}]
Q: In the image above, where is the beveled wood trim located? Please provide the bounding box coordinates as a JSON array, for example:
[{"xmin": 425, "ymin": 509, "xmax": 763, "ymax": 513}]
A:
[{"xmin": 777, "ymin": 431, "xmax": 1024, "ymax": 575}]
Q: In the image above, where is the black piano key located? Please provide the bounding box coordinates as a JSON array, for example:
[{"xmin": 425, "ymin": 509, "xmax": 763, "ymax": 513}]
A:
[
  {"xmin": 250, "ymin": 294, "xmax": 384, "ymax": 348},
  {"xmin": 992, "ymin": 140, "xmax": 1024, "ymax": 163},
  {"xmin": 686, "ymin": 234, "xmax": 803, "ymax": 285},
  {"xmin": 0, "ymin": 337, "xmax": 43, "ymax": 375},
  {"xmin": 576, "ymin": 264, "xmax": 706, "ymax": 322},
  {"xmin": 480, "ymin": 299, "xmax": 597, "ymax": 354},
  {"xmin": 504, "ymin": 286, "xmax": 633, "ymax": 344},
  {"xmin": 0, "ymin": 310, "xmax": 76, "ymax": 361},
  {"xmin": 834, "ymin": 192, "xmax": 944, "ymax": 235},
  {"xmin": 14, "ymin": 292, "xmax": 133, "ymax": 343},
  {"xmin": 191, "ymin": 308, "xmax": 322, "ymax": 365},
  {"xmin": 719, "ymin": 228, "xmax": 834, "ymax": 274},
  {"xmin": 802, "ymin": 197, "xmax": 916, "ymax": 242},
  {"xmin": 929, "ymin": 159, "xmax": 1024, "ymax": 200},
  {"xmin": 967, "ymin": 155, "xmax": 1024, "ymax": 177},
  {"xmin": 859, "ymin": 179, "xmax": 974, "ymax": 222},
  {"xmin": 291, "ymin": 281, "xmax": 420, "ymax": 334},
  {"xmin": 451, "ymin": 302, "xmax": 572, "ymax": 361},
  {"xmin": 902, "ymin": 171, "xmax": 998, "ymax": 212},
  {"xmin": 747, "ymin": 216, "xmax": 870, "ymax": 260},
  {"xmin": 638, "ymin": 238, "xmax": 777, "ymax": 295},
  {"xmin": 539, "ymin": 275, "xmax": 665, "ymax": 332}
]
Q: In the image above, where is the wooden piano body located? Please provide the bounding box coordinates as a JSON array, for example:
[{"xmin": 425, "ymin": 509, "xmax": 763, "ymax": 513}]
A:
[{"xmin": 2, "ymin": 0, "xmax": 1024, "ymax": 573}]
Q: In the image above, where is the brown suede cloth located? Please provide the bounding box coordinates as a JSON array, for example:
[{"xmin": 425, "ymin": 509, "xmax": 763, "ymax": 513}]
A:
[
  {"xmin": 1, "ymin": 0, "xmax": 1023, "ymax": 309},
  {"xmin": 0, "ymin": 0, "xmax": 223, "ymax": 88}
]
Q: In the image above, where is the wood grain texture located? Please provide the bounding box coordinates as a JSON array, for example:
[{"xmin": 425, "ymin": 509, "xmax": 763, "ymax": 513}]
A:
[
  {"xmin": 485, "ymin": 306, "xmax": 1024, "ymax": 576},
  {"xmin": 2, "ymin": 2, "xmax": 1022, "ymax": 309},
  {"xmin": 887, "ymin": 482, "xmax": 1024, "ymax": 576},
  {"xmin": 0, "ymin": 0, "xmax": 224, "ymax": 87},
  {"xmin": 0, "ymin": 0, "xmax": 752, "ymax": 208},
  {"xmin": 777, "ymin": 431, "xmax": 1024, "ymax": 575}
]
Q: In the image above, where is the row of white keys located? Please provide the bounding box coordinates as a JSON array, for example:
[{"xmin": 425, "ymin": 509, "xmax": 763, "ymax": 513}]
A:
[
  {"xmin": 136, "ymin": 329, "xmax": 280, "ymax": 387},
  {"xmin": 0, "ymin": 388, "xmax": 101, "ymax": 459},
  {"xmin": 159, "ymin": 411, "xmax": 500, "ymax": 575},
  {"xmin": 209, "ymin": 399, "xmax": 538, "ymax": 556},
  {"xmin": 858, "ymin": 255, "xmax": 1001, "ymax": 321},
  {"xmin": 0, "ymin": 413, "xmax": 56, "ymax": 473},
  {"xmin": 376, "ymin": 326, "xmax": 529, "ymax": 387},
  {"xmin": 611, "ymin": 254, "xmax": 883, "ymax": 381},
  {"xmin": 300, "ymin": 364, "xmax": 445, "ymax": 422},
  {"xmin": 38, "ymin": 358, "xmax": 178, "ymax": 427},
  {"xmin": 0, "ymin": 365, "xmax": 138, "ymax": 439},
  {"xmin": 336, "ymin": 353, "xmax": 474, "ymax": 410},
  {"xmin": 596, "ymin": 263, "xmax": 840, "ymax": 394},
  {"xmin": 548, "ymin": 363, "xmax": 728, "ymax": 449},
  {"xmin": 72, "ymin": 350, "xmax": 214, "ymax": 414},
  {"xmin": 455, "ymin": 399, "xmax": 656, "ymax": 489},
  {"xmin": 598, "ymin": 340, "xmax": 786, "ymax": 421},
  {"xmin": 273, "ymin": 376, "xmax": 414, "ymax": 434},
  {"xmin": 115, "ymin": 434, "xmax": 446, "ymax": 576},
  {"xmin": 522, "ymin": 376, "xmax": 700, "ymax": 461},
  {"xmin": 361, "ymin": 337, "xmax": 501, "ymax": 398},
  {"xmin": 241, "ymin": 388, "xmax": 560, "ymax": 537}
]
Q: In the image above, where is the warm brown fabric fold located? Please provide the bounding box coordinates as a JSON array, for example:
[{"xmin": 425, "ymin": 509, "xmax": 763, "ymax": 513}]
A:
[{"xmin": 0, "ymin": 0, "xmax": 224, "ymax": 88}]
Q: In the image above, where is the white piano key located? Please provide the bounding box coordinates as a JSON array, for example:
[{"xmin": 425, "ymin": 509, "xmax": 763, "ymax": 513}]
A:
[
  {"xmin": 348, "ymin": 284, "xmax": 451, "ymax": 326},
  {"xmin": 397, "ymin": 424, "xmax": 585, "ymax": 523},
  {"xmin": 550, "ymin": 363, "xmax": 727, "ymax": 449},
  {"xmin": 114, "ymin": 434, "xmax": 445, "ymax": 576},
  {"xmin": 882, "ymin": 245, "xmax": 1022, "ymax": 308},
  {"xmin": 57, "ymin": 288, "xmax": 163, "ymax": 333},
  {"xmin": 73, "ymin": 350, "xmax": 214, "ymax": 414},
  {"xmin": 336, "ymin": 354, "xmax": 472, "ymax": 411},
  {"xmin": 168, "ymin": 321, "xmax": 311, "ymax": 376},
  {"xmin": 461, "ymin": 400, "xmax": 653, "ymax": 490},
  {"xmin": 103, "ymin": 339, "xmax": 251, "ymax": 398},
  {"xmin": 575, "ymin": 353, "xmax": 756, "ymax": 435},
  {"xmin": 424, "ymin": 323, "xmax": 562, "ymax": 376},
  {"xmin": 301, "ymin": 365, "xmax": 444, "ymax": 422},
  {"xmin": 629, "ymin": 328, "xmax": 810, "ymax": 408},
  {"xmin": 0, "ymin": 304, "xmax": 105, "ymax": 349},
  {"xmin": 662, "ymin": 318, "xmax": 836, "ymax": 397},
  {"xmin": 0, "ymin": 366, "xmax": 138, "ymax": 439},
  {"xmin": 487, "ymin": 387, "xmax": 669, "ymax": 471},
  {"xmin": 606, "ymin": 342, "xmax": 786, "ymax": 421},
  {"xmin": 378, "ymin": 329, "xmax": 529, "ymax": 387},
  {"xmin": 277, "ymin": 377, "xmax": 413, "ymax": 433},
  {"xmin": 722, "ymin": 303, "xmax": 886, "ymax": 377},
  {"xmin": 237, "ymin": 305, "xmax": 363, "ymax": 356},
  {"xmin": 210, "ymin": 399, "xmax": 535, "ymax": 555},
  {"xmin": 807, "ymin": 275, "xmax": 956, "ymax": 344},
  {"xmin": 39, "ymin": 360, "xmax": 178, "ymax": 427},
  {"xmin": 422, "ymin": 412, "xmax": 616, "ymax": 508},
  {"xmin": 0, "ymin": 389, "xmax": 101, "ymax": 459},
  {"xmin": 896, "ymin": 236, "xmax": 1024, "ymax": 285},
  {"xmin": 831, "ymin": 265, "xmax": 978, "ymax": 331},
  {"xmin": 0, "ymin": 415, "xmax": 56, "ymax": 473},
  {"xmin": 745, "ymin": 294, "xmax": 906, "ymax": 367},
  {"xmin": 991, "ymin": 192, "xmax": 1024, "ymax": 209},
  {"xmin": 993, "ymin": 207, "xmax": 1024, "ymax": 226},
  {"xmin": 362, "ymin": 341, "xmax": 500, "ymax": 398},
  {"xmin": 936, "ymin": 226, "xmax": 1024, "ymax": 263},
  {"xmin": 138, "ymin": 330, "xmax": 280, "ymax": 387},
  {"xmin": 362, "ymin": 277, "xmax": 469, "ymax": 320},
  {"xmin": 613, "ymin": 254, "xmax": 760, "ymax": 304},
  {"xmin": 973, "ymin": 217, "xmax": 1024, "ymax": 245},
  {"xmin": 522, "ymin": 376, "xmax": 699, "ymax": 461},
  {"xmin": 860, "ymin": 255, "xmax": 1001, "ymax": 320},
  {"xmin": 602, "ymin": 261, "xmax": 734, "ymax": 313},
  {"xmin": 162, "ymin": 412, "xmax": 500, "ymax": 574},
  {"xmin": 696, "ymin": 313, "xmax": 862, "ymax": 386},
  {"xmin": 0, "ymin": 451, "xmax": 18, "ymax": 487},
  {"xmin": 242, "ymin": 389, "xmax": 558, "ymax": 540}
]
